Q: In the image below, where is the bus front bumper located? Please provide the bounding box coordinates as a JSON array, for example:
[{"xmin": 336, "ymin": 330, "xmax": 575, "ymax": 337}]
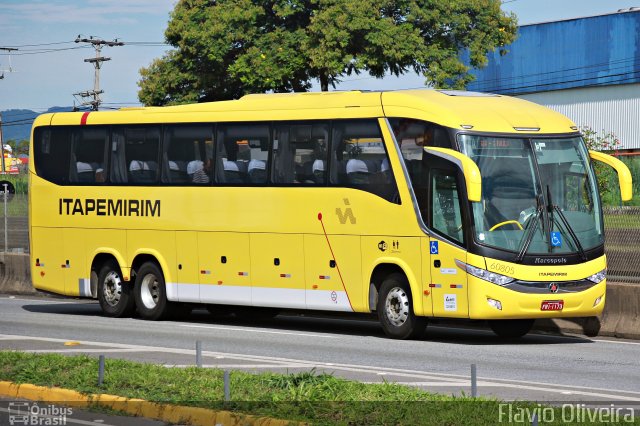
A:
[{"xmin": 468, "ymin": 276, "xmax": 606, "ymax": 320}]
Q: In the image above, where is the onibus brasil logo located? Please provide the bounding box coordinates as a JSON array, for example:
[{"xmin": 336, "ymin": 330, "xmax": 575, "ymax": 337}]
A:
[{"xmin": 8, "ymin": 402, "xmax": 72, "ymax": 425}]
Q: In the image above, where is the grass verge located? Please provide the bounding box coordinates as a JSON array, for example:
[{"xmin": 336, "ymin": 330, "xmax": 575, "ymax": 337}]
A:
[{"xmin": 1, "ymin": 351, "xmax": 638, "ymax": 425}]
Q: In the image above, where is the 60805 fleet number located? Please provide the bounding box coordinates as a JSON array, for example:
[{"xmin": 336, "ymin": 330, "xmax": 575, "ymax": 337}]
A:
[{"xmin": 489, "ymin": 262, "xmax": 515, "ymax": 276}]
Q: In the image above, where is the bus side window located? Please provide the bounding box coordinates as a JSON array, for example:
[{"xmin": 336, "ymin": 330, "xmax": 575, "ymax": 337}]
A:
[
  {"xmin": 33, "ymin": 126, "xmax": 72, "ymax": 185},
  {"xmin": 330, "ymin": 119, "xmax": 399, "ymax": 203},
  {"xmin": 389, "ymin": 118, "xmax": 451, "ymax": 184},
  {"xmin": 111, "ymin": 126, "xmax": 161, "ymax": 184},
  {"xmin": 430, "ymin": 170, "xmax": 464, "ymax": 244},
  {"xmin": 216, "ymin": 123, "xmax": 270, "ymax": 185},
  {"xmin": 162, "ymin": 125, "xmax": 214, "ymax": 185},
  {"xmin": 69, "ymin": 127, "xmax": 108, "ymax": 184},
  {"xmin": 272, "ymin": 122, "xmax": 329, "ymax": 184}
]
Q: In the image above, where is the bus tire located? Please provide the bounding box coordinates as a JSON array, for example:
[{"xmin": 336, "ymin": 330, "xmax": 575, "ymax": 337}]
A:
[
  {"xmin": 134, "ymin": 262, "xmax": 169, "ymax": 321},
  {"xmin": 377, "ymin": 273, "xmax": 426, "ymax": 339},
  {"xmin": 489, "ymin": 319, "xmax": 534, "ymax": 339},
  {"xmin": 97, "ymin": 260, "xmax": 135, "ymax": 318}
]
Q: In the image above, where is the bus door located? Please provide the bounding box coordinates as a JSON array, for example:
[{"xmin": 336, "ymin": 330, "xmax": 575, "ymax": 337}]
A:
[{"xmin": 426, "ymin": 167, "xmax": 469, "ymax": 318}]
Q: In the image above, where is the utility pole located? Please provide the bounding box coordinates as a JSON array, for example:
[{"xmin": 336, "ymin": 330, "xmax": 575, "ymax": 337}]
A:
[
  {"xmin": 0, "ymin": 47, "xmax": 18, "ymax": 80},
  {"xmin": 0, "ymin": 113, "xmax": 5, "ymax": 174},
  {"xmin": 73, "ymin": 36, "xmax": 124, "ymax": 111}
]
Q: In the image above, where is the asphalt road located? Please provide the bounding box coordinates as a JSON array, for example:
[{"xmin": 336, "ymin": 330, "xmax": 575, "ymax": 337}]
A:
[{"xmin": 1, "ymin": 295, "xmax": 639, "ymax": 408}]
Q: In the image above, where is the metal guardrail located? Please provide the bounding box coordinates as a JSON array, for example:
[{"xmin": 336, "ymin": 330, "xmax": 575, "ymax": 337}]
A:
[{"xmin": 2, "ymin": 191, "xmax": 638, "ymax": 282}]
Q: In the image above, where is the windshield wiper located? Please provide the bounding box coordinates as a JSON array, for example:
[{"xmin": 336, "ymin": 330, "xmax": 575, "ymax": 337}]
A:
[
  {"xmin": 515, "ymin": 195, "xmax": 543, "ymax": 262},
  {"xmin": 546, "ymin": 185, "xmax": 587, "ymax": 261}
]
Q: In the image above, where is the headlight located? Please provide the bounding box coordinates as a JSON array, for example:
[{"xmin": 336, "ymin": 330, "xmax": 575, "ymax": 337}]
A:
[
  {"xmin": 455, "ymin": 259, "xmax": 516, "ymax": 286},
  {"xmin": 586, "ymin": 269, "xmax": 607, "ymax": 284}
]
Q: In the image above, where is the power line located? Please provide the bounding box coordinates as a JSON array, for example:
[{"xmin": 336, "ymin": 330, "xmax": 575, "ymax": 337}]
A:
[
  {"xmin": 0, "ymin": 119, "xmax": 36, "ymax": 127},
  {"xmin": 1, "ymin": 41, "xmax": 75, "ymax": 48},
  {"xmin": 1, "ymin": 46, "xmax": 91, "ymax": 56},
  {"xmin": 0, "ymin": 47, "xmax": 18, "ymax": 79},
  {"xmin": 73, "ymin": 36, "xmax": 125, "ymax": 111},
  {"xmin": 0, "ymin": 40, "xmax": 168, "ymax": 56}
]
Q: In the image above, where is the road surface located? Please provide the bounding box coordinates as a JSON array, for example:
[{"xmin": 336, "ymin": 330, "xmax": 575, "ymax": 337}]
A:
[{"xmin": 0, "ymin": 296, "xmax": 639, "ymax": 408}]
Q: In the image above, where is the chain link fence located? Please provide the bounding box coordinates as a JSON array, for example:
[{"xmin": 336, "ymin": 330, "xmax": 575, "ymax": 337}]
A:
[
  {"xmin": 603, "ymin": 206, "xmax": 640, "ymax": 283},
  {"xmin": 1, "ymin": 194, "xmax": 638, "ymax": 282},
  {"xmin": 0, "ymin": 193, "xmax": 28, "ymax": 254}
]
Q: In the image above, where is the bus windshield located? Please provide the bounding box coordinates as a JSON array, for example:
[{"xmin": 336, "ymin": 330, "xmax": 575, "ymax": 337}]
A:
[{"xmin": 458, "ymin": 135, "xmax": 603, "ymax": 255}]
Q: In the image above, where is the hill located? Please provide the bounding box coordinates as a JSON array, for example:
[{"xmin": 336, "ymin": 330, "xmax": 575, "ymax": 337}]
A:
[{"xmin": 1, "ymin": 107, "xmax": 74, "ymax": 142}]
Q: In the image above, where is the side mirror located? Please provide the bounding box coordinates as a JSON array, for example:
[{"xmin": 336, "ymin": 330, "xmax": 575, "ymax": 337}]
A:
[
  {"xmin": 589, "ymin": 150, "xmax": 633, "ymax": 201},
  {"xmin": 424, "ymin": 147, "xmax": 482, "ymax": 202}
]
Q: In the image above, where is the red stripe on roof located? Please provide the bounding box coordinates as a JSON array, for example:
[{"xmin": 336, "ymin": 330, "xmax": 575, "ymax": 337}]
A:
[{"xmin": 80, "ymin": 112, "xmax": 90, "ymax": 125}]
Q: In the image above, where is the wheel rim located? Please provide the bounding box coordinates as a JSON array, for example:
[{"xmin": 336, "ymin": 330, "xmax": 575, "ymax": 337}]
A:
[
  {"xmin": 103, "ymin": 271, "xmax": 122, "ymax": 307},
  {"xmin": 140, "ymin": 273, "xmax": 160, "ymax": 310},
  {"xmin": 385, "ymin": 287, "xmax": 410, "ymax": 327}
]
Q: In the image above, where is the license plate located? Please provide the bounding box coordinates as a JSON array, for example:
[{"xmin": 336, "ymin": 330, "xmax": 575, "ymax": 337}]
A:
[{"xmin": 541, "ymin": 300, "xmax": 564, "ymax": 311}]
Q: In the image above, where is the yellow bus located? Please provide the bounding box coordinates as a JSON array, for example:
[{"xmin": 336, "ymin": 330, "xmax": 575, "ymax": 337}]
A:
[{"xmin": 29, "ymin": 90, "xmax": 633, "ymax": 339}]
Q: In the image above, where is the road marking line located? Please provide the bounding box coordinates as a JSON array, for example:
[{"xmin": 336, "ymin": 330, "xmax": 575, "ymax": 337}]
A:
[
  {"xmin": 0, "ymin": 407, "xmax": 116, "ymax": 426},
  {"xmin": 179, "ymin": 324, "xmax": 338, "ymax": 338},
  {"xmin": 165, "ymin": 364, "xmax": 307, "ymax": 369},
  {"xmin": 364, "ymin": 381, "xmax": 640, "ymax": 400},
  {"xmin": 2, "ymin": 333, "xmax": 640, "ymax": 400},
  {"xmin": 0, "ymin": 297, "xmax": 84, "ymax": 305},
  {"xmin": 592, "ymin": 339, "xmax": 640, "ymax": 346},
  {"xmin": 471, "ymin": 382, "xmax": 640, "ymax": 401},
  {"xmin": 27, "ymin": 349, "xmax": 159, "ymax": 354},
  {"xmin": 365, "ymin": 381, "xmax": 469, "ymax": 386},
  {"xmin": 429, "ymin": 325, "xmax": 640, "ymax": 346}
]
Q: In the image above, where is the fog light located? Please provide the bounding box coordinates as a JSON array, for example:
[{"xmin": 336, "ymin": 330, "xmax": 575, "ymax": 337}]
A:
[
  {"xmin": 593, "ymin": 295, "xmax": 603, "ymax": 307},
  {"xmin": 487, "ymin": 298, "xmax": 502, "ymax": 310}
]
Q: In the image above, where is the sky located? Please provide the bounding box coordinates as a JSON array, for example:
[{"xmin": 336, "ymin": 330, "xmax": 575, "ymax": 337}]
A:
[{"xmin": 0, "ymin": 0, "xmax": 639, "ymax": 112}]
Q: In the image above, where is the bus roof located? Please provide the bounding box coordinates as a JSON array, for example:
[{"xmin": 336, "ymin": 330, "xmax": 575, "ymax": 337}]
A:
[{"xmin": 34, "ymin": 89, "xmax": 576, "ymax": 135}]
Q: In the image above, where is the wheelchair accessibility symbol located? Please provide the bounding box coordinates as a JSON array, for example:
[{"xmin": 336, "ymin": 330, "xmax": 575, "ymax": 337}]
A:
[
  {"xmin": 430, "ymin": 241, "xmax": 439, "ymax": 255},
  {"xmin": 551, "ymin": 232, "xmax": 562, "ymax": 247}
]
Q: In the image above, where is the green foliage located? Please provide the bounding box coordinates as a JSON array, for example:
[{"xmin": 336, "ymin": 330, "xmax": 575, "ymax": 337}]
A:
[
  {"xmin": 0, "ymin": 174, "xmax": 27, "ymax": 195},
  {"xmin": 2, "ymin": 351, "xmax": 614, "ymax": 426},
  {"xmin": 138, "ymin": 0, "xmax": 517, "ymax": 104},
  {"xmin": 580, "ymin": 126, "xmax": 629, "ymax": 206},
  {"xmin": 598, "ymin": 156, "xmax": 640, "ymax": 207}
]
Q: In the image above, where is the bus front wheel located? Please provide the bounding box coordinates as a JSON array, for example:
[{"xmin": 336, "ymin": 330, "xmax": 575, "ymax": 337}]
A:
[
  {"xmin": 489, "ymin": 319, "xmax": 534, "ymax": 338},
  {"xmin": 97, "ymin": 260, "xmax": 135, "ymax": 318},
  {"xmin": 377, "ymin": 273, "xmax": 426, "ymax": 339},
  {"xmin": 134, "ymin": 262, "xmax": 169, "ymax": 321}
]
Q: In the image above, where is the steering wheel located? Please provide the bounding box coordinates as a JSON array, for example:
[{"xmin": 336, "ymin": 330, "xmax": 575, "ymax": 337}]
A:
[{"xmin": 489, "ymin": 220, "xmax": 524, "ymax": 232}]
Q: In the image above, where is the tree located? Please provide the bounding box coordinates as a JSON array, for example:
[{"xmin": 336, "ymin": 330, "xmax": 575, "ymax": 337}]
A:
[
  {"xmin": 581, "ymin": 126, "xmax": 623, "ymax": 204},
  {"xmin": 138, "ymin": 0, "xmax": 517, "ymax": 105}
]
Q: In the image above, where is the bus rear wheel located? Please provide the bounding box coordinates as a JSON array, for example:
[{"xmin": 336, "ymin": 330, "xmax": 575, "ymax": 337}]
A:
[
  {"xmin": 97, "ymin": 260, "xmax": 135, "ymax": 318},
  {"xmin": 377, "ymin": 273, "xmax": 426, "ymax": 339},
  {"xmin": 134, "ymin": 262, "xmax": 169, "ymax": 321},
  {"xmin": 489, "ymin": 319, "xmax": 534, "ymax": 339}
]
